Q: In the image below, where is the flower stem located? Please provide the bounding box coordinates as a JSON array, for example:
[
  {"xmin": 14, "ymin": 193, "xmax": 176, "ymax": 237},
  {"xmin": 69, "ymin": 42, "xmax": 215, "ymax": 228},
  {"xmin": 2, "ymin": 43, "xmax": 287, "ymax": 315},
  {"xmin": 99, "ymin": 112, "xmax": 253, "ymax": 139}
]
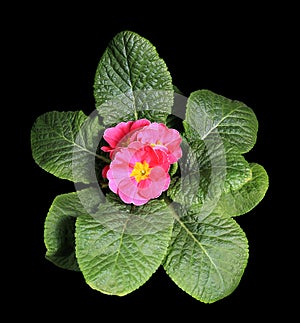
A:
[{"xmin": 96, "ymin": 154, "xmax": 111, "ymax": 163}]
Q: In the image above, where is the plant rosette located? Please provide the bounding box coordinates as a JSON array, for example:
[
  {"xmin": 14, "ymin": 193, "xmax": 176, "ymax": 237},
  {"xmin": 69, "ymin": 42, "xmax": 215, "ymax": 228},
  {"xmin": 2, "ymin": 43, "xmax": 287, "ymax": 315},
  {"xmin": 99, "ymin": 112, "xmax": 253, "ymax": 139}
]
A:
[{"xmin": 31, "ymin": 31, "xmax": 269, "ymax": 303}]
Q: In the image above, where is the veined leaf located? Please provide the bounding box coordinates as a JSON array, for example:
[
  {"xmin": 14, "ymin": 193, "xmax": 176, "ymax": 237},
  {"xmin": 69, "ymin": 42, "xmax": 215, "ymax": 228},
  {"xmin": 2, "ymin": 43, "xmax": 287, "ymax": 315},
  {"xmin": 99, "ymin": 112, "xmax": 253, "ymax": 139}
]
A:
[
  {"xmin": 44, "ymin": 192, "xmax": 87, "ymax": 271},
  {"xmin": 94, "ymin": 30, "xmax": 173, "ymax": 125},
  {"xmin": 163, "ymin": 204, "xmax": 249, "ymax": 303},
  {"xmin": 185, "ymin": 90, "xmax": 258, "ymax": 154},
  {"xmin": 31, "ymin": 111, "xmax": 105, "ymax": 183},
  {"xmin": 171, "ymin": 90, "xmax": 256, "ymax": 209},
  {"xmin": 214, "ymin": 163, "xmax": 269, "ymax": 217},
  {"xmin": 75, "ymin": 196, "xmax": 174, "ymax": 296},
  {"xmin": 44, "ymin": 187, "xmax": 106, "ymax": 270},
  {"xmin": 168, "ymin": 133, "xmax": 252, "ymax": 208}
]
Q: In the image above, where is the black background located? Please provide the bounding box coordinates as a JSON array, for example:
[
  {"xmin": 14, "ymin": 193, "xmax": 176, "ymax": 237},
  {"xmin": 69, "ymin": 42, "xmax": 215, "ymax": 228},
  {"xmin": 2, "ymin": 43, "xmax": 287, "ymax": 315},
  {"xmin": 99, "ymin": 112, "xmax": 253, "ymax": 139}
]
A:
[{"xmin": 8, "ymin": 3, "xmax": 294, "ymax": 320}]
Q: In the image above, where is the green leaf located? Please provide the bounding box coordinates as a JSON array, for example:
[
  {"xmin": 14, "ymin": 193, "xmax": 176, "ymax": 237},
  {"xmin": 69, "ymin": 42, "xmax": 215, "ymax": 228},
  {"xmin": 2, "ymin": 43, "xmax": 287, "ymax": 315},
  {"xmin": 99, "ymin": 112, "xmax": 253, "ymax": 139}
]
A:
[
  {"xmin": 44, "ymin": 187, "xmax": 106, "ymax": 270},
  {"xmin": 31, "ymin": 111, "xmax": 105, "ymax": 183},
  {"xmin": 169, "ymin": 162, "xmax": 178, "ymax": 177},
  {"xmin": 75, "ymin": 196, "xmax": 174, "ymax": 296},
  {"xmin": 163, "ymin": 204, "xmax": 249, "ymax": 303},
  {"xmin": 94, "ymin": 30, "xmax": 173, "ymax": 125},
  {"xmin": 168, "ymin": 134, "xmax": 252, "ymax": 207},
  {"xmin": 223, "ymin": 146, "xmax": 252, "ymax": 191},
  {"xmin": 44, "ymin": 192, "xmax": 87, "ymax": 271},
  {"xmin": 185, "ymin": 89, "xmax": 258, "ymax": 154},
  {"xmin": 173, "ymin": 84, "xmax": 184, "ymax": 95},
  {"xmin": 169, "ymin": 91, "xmax": 257, "ymax": 208},
  {"xmin": 214, "ymin": 163, "xmax": 269, "ymax": 217}
]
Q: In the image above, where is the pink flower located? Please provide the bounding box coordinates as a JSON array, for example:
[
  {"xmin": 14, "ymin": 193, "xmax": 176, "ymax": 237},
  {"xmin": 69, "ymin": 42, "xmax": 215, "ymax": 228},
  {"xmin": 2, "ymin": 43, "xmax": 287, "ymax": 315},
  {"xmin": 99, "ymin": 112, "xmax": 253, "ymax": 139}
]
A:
[
  {"xmin": 107, "ymin": 142, "xmax": 171, "ymax": 206},
  {"xmin": 101, "ymin": 119, "xmax": 182, "ymax": 205},
  {"xmin": 136, "ymin": 122, "xmax": 182, "ymax": 163},
  {"xmin": 101, "ymin": 119, "xmax": 182, "ymax": 164},
  {"xmin": 101, "ymin": 119, "xmax": 150, "ymax": 158}
]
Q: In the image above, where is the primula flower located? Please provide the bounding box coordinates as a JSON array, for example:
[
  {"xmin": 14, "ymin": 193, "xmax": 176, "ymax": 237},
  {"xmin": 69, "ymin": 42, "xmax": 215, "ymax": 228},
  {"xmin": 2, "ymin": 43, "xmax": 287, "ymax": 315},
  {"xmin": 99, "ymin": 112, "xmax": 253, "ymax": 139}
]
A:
[
  {"xmin": 106, "ymin": 142, "xmax": 171, "ymax": 206},
  {"xmin": 101, "ymin": 119, "xmax": 182, "ymax": 205},
  {"xmin": 136, "ymin": 122, "xmax": 182, "ymax": 163},
  {"xmin": 101, "ymin": 119, "xmax": 182, "ymax": 164},
  {"xmin": 101, "ymin": 119, "xmax": 150, "ymax": 158}
]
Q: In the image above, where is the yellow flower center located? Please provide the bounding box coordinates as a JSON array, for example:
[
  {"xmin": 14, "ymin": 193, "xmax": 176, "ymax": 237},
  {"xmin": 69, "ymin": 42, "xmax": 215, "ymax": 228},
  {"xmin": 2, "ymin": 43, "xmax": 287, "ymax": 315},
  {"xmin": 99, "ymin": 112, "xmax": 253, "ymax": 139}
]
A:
[
  {"xmin": 150, "ymin": 140, "xmax": 162, "ymax": 147},
  {"xmin": 130, "ymin": 161, "xmax": 151, "ymax": 183}
]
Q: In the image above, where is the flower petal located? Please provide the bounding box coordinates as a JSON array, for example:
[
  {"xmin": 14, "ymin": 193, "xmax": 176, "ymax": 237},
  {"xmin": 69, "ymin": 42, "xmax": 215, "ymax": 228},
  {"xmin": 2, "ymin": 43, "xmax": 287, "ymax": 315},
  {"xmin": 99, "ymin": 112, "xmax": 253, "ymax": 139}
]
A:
[
  {"xmin": 130, "ymin": 119, "xmax": 151, "ymax": 131},
  {"xmin": 118, "ymin": 177, "xmax": 149, "ymax": 205},
  {"xmin": 103, "ymin": 121, "xmax": 134, "ymax": 148},
  {"xmin": 136, "ymin": 122, "xmax": 182, "ymax": 163},
  {"xmin": 102, "ymin": 119, "xmax": 151, "ymax": 155},
  {"xmin": 102, "ymin": 165, "xmax": 110, "ymax": 179},
  {"xmin": 138, "ymin": 167, "xmax": 170, "ymax": 200}
]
